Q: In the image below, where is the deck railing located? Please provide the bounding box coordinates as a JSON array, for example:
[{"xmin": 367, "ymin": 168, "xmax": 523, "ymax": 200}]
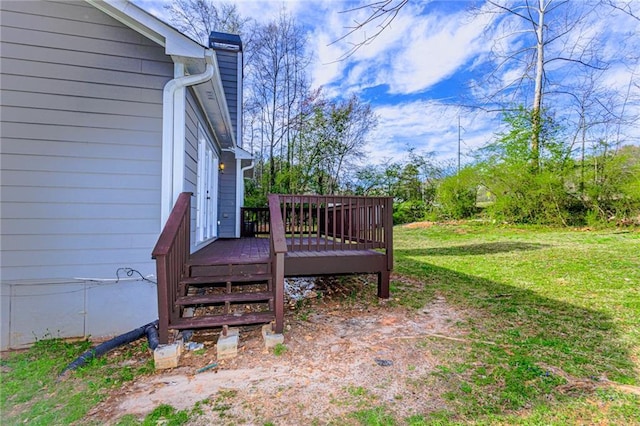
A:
[
  {"xmin": 267, "ymin": 195, "xmax": 287, "ymax": 333},
  {"xmin": 152, "ymin": 192, "xmax": 192, "ymax": 344},
  {"xmin": 240, "ymin": 207, "xmax": 270, "ymax": 237},
  {"xmin": 278, "ymin": 195, "xmax": 393, "ymax": 257},
  {"xmin": 241, "ymin": 195, "xmax": 393, "ymax": 262}
]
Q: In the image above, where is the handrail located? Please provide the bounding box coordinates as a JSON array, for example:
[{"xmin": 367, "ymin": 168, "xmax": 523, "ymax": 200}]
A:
[
  {"xmin": 267, "ymin": 194, "xmax": 287, "ymax": 334},
  {"xmin": 268, "ymin": 195, "xmax": 287, "ymax": 254},
  {"xmin": 152, "ymin": 192, "xmax": 191, "ymax": 257},
  {"xmin": 152, "ymin": 192, "xmax": 192, "ymax": 344}
]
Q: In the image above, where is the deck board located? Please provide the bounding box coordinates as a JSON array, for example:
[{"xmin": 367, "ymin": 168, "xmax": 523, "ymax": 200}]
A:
[
  {"xmin": 189, "ymin": 238, "xmax": 271, "ymax": 265},
  {"xmin": 189, "ymin": 237, "xmax": 385, "ymax": 277}
]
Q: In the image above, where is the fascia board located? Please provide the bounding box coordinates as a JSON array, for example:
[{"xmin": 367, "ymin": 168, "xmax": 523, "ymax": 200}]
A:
[{"xmin": 86, "ymin": 0, "xmax": 206, "ymax": 59}]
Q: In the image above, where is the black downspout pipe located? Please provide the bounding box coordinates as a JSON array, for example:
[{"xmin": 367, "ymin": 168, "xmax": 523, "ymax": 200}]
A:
[{"xmin": 59, "ymin": 320, "xmax": 159, "ymax": 378}]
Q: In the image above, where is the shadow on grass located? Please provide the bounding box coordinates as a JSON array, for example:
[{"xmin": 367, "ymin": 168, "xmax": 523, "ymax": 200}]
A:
[
  {"xmin": 407, "ymin": 242, "xmax": 549, "ymax": 257},
  {"xmin": 394, "ymin": 249, "xmax": 638, "ymax": 417}
]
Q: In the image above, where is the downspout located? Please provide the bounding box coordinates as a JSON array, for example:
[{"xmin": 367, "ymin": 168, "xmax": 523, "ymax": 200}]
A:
[
  {"xmin": 223, "ymin": 148, "xmax": 254, "ymax": 238},
  {"xmin": 237, "ymin": 160, "xmax": 255, "ymax": 237},
  {"xmin": 161, "ymin": 51, "xmax": 216, "ymax": 227}
]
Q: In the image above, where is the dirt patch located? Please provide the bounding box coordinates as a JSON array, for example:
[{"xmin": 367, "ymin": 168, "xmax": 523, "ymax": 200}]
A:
[
  {"xmin": 402, "ymin": 220, "xmax": 467, "ymax": 229},
  {"xmin": 87, "ymin": 276, "xmax": 470, "ymax": 424}
]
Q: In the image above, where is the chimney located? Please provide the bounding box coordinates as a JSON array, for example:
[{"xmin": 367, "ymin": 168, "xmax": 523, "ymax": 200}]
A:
[{"xmin": 209, "ymin": 32, "xmax": 243, "ymax": 148}]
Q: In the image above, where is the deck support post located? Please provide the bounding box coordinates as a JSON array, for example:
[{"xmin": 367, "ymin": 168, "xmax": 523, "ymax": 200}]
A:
[{"xmin": 377, "ymin": 269, "xmax": 390, "ymax": 299}]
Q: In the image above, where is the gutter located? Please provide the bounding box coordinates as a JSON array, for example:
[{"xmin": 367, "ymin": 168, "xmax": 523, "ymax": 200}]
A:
[
  {"xmin": 236, "ymin": 159, "xmax": 255, "ymax": 237},
  {"xmin": 161, "ymin": 51, "xmax": 216, "ymax": 227}
]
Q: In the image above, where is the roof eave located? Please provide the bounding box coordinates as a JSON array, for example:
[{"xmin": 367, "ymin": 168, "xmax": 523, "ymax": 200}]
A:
[
  {"xmin": 86, "ymin": 0, "xmax": 206, "ymax": 58},
  {"xmin": 86, "ymin": 0, "xmax": 236, "ymax": 148}
]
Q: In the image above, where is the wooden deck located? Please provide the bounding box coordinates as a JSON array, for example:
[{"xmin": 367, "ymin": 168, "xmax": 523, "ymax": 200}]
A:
[
  {"xmin": 190, "ymin": 237, "xmax": 387, "ymax": 278},
  {"xmin": 153, "ymin": 193, "xmax": 393, "ymax": 343}
]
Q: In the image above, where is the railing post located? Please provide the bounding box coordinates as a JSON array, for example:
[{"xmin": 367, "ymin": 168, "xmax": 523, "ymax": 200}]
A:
[
  {"xmin": 274, "ymin": 252, "xmax": 285, "ymax": 333},
  {"xmin": 378, "ymin": 196, "xmax": 393, "ymax": 299},
  {"xmin": 155, "ymin": 255, "xmax": 170, "ymax": 344},
  {"xmin": 385, "ymin": 197, "xmax": 394, "ymax": 272}
]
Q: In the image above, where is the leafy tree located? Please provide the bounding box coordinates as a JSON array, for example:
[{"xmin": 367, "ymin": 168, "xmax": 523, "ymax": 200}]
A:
[
  {"xmin": 476, "ymin": 108, "xmax": 580, "ymax": 225},
  {"xmin": 582, "ymin": 144, "xmax": 640, "ymax": 223},
  {"xmin": 436, "ymin": 167, "xmax": 479, "ymax": 220},
  {"xmin": 293, "ymin": 93, "xmax": 377, "ymax": 194}
]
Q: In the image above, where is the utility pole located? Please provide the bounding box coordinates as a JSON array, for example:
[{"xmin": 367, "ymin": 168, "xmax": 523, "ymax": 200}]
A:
[{"xmin": 458, "ymin": 115, "xmax": 461, "ymax": 175}]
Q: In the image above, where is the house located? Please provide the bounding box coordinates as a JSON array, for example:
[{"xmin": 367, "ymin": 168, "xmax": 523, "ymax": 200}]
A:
[{"xmin": 0, "ymin": 0, "xmax": 249, "ymax": 350}]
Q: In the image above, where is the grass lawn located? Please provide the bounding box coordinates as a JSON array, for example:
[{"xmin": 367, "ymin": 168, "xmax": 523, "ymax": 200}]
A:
[
  {"xmin": 0, "ymin": 337, "xmax": 159, "ymax": 425},
  {"xmin": 1, "ymin": 223, "xmax": 638, "ymax": 425},
  {"xmin": 392, "ymin": 222, "xmax": 640, "ymax": 424}
]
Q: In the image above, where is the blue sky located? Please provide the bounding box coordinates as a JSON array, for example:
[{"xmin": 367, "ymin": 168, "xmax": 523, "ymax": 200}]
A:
[{"xmin": 138, "ymin": 0, "xmax": 640, "ymax": 166}]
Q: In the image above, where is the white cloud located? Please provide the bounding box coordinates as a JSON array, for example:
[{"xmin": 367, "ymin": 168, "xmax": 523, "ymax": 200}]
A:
[
  {"xmin": 365, "ymin": 100, "xmax": 500, "ymax": 165},
  {"xmin": 135, "ymin": 0, "xmax": 640, "ymax": 162}
]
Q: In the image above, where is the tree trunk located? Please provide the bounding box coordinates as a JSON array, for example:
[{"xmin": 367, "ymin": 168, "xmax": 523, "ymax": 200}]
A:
[{"xmin": 531, "ymin": 0, "xmax": 545, "ymax": 172}]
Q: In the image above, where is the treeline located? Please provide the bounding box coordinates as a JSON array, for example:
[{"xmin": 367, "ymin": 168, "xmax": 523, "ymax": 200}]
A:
[
  {"xmin": 373, "ymin": 109, "xmax": 640, "ymax": 226},
  {"xmin": 246, "ymin": 106, "xmax": 640, "ymax": 226}
]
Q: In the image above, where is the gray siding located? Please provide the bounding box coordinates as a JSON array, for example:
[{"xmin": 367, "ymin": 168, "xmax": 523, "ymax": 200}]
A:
[
  {"xmin": 215, "ymin": 50, "xmax": 240, "ymax": 143},
  {"xmin": 184, "ymin": 88, "xmax": 199, "ymax": 250},
  {"xmin": 184, "ymin": 87, "xmax": 238, "ymax": 243},
  {"xmin": 0, "ymin": 1, "xmax": 173, "ymax": 348},
  {"xmin": 218, "ymin": 151, "xmax": 238, "ymax": 238}
]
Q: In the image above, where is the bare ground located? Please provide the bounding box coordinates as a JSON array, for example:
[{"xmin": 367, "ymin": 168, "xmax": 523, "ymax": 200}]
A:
[{"xmin": 86, "ymin": 275, "xmax": 471, "ymax": 425}]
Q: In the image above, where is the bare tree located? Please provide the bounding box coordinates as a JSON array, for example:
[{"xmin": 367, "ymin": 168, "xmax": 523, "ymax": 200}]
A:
[
  {"xmin": 164, "ymin": 0, "xmax": 249, "ymax": 44},
  {"xmin": 332, "ymin": 0, "xmax": 408, "ymax": 60},
  {"xmin": 474, "ymin": 1, "xmax": 614, "ymax": 171},
  {"xmin": 244, "ymin": 10, "xmax": 311, "ymax": 192},
  {"xmin": 604, "ymin": 0, "xmax": 640, "ymax": 21}
]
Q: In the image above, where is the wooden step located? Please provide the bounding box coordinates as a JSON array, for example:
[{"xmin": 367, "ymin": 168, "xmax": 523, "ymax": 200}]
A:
[
  {"xmin": 180, "ymin": 274, "xmax": 271, "ymax": 286},
  {"xmin": 186, "ymin": 255, "xmax": 271, "ymax": 267},
  {"xmin": 189, "ymin": 262, "xmax": 271, "ymax": 278},
  {"xmin": 172, "ymin": 311, "xmax": 275, "ymax": 329},
  {"xmin": 176, "ymin": 291, "xmax": 273, "ymax": 306}
]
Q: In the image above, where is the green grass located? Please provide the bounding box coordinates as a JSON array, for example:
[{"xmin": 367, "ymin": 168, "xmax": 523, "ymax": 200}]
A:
[
  {"xmin": 392, "ymin": 222, "xmax": 640, "ymax": 424},
  {"xmin": 2, "ymin": 223, "xmax": 638, "ymax": 425},
  {"xmin": 272, "ymin": 342, "xmax": 288, "ymax": 356},
  {"xmin": 1, "ymin": 337, "xmax": 154, "ymax": 425}
]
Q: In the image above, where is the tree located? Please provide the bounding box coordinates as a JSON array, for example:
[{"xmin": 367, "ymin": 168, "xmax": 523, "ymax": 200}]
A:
[
  {"xmin": 164, "ymin": 0, "xmax": 249, "ymax": 43},
  {"xmin": 333, "ymin": 0, "xmax": 408, "ymax": 60},
  {"xmin": 473, "ymin": 1, "xmax": 615, "ymax": 172},
  {"xmin": 294, "ymin": 93, "xmax": 377, "ymax": 194},
  {"xmin": 339, "ymin": 1, "xmax": 639, "ymax": 174},
  {"xmin": 244, "ymin": 10, "xmax": 311, "ymax": 194}
]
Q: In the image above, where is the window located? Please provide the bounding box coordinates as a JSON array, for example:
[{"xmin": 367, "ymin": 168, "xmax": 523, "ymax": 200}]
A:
[{"xmin": 196, "ymin": 124, "xmax": 219, "ymax": 243}]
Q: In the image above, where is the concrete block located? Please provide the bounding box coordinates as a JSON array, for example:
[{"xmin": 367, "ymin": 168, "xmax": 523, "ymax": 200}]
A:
[
  {"xmin": 262, "ymin": 324, "xmax": 285, "ymax": 349},
  {"xmin": 154, "ymin": 342, "xmax": 182, "ymax": 370},
  {"xmin": 216, "ymin": 327, "xmax": 239, "ymax": 360}
]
